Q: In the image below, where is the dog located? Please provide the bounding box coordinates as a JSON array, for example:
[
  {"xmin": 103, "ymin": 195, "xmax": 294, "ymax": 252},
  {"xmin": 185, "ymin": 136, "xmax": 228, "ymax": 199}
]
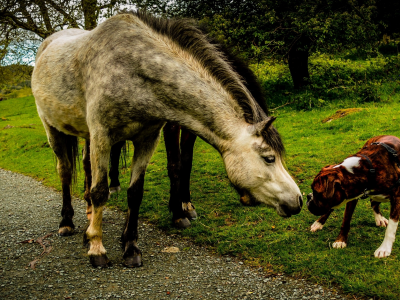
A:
[{"xmin": 307, "ymin": 135, "xmax": 400, "ymax": 258}]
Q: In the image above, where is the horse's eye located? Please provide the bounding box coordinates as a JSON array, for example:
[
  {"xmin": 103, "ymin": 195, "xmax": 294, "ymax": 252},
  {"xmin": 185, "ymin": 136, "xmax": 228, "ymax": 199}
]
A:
[{"xmin": 264, "ymin": 156, "xmax": 275, "ymax": 164}]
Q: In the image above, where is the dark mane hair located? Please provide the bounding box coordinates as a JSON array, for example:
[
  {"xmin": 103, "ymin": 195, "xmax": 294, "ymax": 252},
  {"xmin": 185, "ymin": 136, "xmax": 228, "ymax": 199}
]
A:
[{"xmin": 121, "ymin": 10, "xmax": 284, "ymax": 157}]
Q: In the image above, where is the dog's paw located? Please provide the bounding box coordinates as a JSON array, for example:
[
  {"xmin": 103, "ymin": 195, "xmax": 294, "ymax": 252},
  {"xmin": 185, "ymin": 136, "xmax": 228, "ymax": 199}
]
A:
[
  {"xmin": 374, "ymin": 214, "xmax": 388, "ymax": 227},
  {"xmin": 374, "ymin": 246, "xmax": 391, "ymax": 258},
  {"xmin": 310, "ymin": 221, "xmax": 324, "ymax": 232},
  {"xmin": 332, "ymin": 241, "xmax": 347, "ymax": 249}
]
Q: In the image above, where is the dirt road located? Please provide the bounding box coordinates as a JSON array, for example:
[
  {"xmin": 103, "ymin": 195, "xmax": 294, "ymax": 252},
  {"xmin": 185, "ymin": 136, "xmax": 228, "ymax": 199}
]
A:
[{"xmin": 0, "ymin": 169, "xmax": 349, "ymax": 299}]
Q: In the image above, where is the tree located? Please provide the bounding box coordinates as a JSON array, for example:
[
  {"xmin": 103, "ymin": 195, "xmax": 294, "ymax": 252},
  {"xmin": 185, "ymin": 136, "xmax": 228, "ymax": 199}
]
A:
[
  {"xmin": 0, "ymin": 0, "xmax": 136, "ymax": 68},
  {"xmin": 171, "ymin": 0, "xmax": 380, "ymax": 89},
  {"xmin": 375, "ymin": 0, "xmax": 400, "ymax": 38}
]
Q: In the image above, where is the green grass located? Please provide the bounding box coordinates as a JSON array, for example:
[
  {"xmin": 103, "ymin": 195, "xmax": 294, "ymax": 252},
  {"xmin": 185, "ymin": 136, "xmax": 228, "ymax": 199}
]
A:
[{"xmin": 2, "ymin": 91, "xmax": 400, "ymax": 299}]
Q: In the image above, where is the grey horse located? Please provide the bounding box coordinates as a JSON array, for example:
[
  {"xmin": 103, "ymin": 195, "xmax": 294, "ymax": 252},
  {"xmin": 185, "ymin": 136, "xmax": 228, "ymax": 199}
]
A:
[{"xmin": 32, "ymin": 11, "xmax": 302, "ymax": 268}]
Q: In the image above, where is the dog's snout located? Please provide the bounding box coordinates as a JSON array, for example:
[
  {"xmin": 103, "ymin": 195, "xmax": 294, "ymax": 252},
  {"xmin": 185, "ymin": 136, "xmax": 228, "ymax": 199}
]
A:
[{"xmin": 307, "ymin": 193, "xmax": 313, "ymax": 203}]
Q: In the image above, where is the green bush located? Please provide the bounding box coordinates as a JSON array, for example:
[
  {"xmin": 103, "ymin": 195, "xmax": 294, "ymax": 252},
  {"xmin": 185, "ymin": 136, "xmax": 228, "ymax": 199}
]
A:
[{"xmin": 251, "ymin": 53, "xmax": 400, "ymax": 109}]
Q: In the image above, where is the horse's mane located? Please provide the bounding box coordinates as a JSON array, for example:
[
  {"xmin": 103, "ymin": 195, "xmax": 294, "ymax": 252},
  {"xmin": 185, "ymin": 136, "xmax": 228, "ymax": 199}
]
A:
[{"xmin": 121, "ymin": 11, "xmax": 284, "ymax": 157}]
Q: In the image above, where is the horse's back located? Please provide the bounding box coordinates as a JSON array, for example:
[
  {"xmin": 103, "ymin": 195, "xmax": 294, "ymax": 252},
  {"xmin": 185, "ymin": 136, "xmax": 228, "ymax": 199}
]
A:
[{"xmin": 35, "ymin": 28, "xmax": 88, "ymax": 62}]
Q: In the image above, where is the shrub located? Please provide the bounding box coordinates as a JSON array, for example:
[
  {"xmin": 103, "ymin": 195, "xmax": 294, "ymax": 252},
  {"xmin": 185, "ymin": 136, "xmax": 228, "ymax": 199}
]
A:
[{"xmin": 251, "ymin": 53, "xmax": 400, "ymax": 109}]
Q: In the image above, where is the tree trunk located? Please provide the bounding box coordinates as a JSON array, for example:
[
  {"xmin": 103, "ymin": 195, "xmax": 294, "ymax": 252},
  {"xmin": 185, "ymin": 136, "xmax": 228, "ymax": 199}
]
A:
[
  {"xmin": 288, "ymin": 43, "xmax": 310, "ymax": 89},
  {"xmin": 82, "ymin": 0, "xmax": 98, "ymax": 30}
]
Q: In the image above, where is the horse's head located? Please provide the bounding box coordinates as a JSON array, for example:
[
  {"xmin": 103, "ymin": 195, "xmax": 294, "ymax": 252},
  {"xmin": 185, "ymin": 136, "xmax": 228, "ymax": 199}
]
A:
[{"xmin": 222, "ymin": 117, "xmax": 302, "ymax": 217}]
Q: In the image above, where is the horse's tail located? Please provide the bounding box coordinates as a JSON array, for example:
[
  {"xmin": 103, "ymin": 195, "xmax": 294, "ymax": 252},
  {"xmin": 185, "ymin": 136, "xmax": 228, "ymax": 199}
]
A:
[
  {"xmin": 65, "ymin": 134, "xmax": 79, "ymax": 186},
  {"xmin": 121, "ymin": 141, "xmax": 128, "ymax": 169}
]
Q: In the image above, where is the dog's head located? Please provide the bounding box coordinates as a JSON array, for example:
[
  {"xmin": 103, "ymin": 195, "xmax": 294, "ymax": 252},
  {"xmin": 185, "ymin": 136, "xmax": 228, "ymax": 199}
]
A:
[{"xmin": 307, "ymin": 165, "xmax": 347, "ymax": 216}]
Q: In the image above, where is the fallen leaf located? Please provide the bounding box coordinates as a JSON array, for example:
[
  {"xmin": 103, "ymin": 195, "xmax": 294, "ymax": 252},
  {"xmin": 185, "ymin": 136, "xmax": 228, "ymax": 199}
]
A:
[
  {"xmin": 18, "ymin": 239, "xmax": 34, "ymax": 244},
  {"xmin": 162, "ymin": 246, "xmax": 179, "ymax": 253}
]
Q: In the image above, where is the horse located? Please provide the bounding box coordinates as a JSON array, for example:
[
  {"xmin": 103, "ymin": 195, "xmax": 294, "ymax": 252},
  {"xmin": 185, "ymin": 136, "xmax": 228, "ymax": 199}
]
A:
[
  {"xmin": 101, "ymin": 41, "xmax": 273, "ymax": 228},
  {"xmin": 32, "ymin": 11, "xmax": 302, "ymax": 268}
]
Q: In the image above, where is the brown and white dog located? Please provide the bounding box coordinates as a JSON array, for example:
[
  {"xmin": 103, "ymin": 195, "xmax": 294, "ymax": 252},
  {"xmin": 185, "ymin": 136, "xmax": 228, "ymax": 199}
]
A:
[{"xmin": 307, "ymin": 135, "xmax": 400, "ymax": 258}]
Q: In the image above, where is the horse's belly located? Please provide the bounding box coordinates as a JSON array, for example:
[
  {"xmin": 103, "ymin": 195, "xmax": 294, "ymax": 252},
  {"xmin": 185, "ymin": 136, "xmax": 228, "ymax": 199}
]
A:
[{"xmin": 36, "ymin": 98, "xmax": 89, "ymax": 138}]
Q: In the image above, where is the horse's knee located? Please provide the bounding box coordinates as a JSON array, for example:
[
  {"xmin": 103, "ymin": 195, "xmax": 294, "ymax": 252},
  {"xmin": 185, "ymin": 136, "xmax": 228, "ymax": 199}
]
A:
[{"xmin": 91, "ymin": 183, "xmax": 109, "ymax": 206}]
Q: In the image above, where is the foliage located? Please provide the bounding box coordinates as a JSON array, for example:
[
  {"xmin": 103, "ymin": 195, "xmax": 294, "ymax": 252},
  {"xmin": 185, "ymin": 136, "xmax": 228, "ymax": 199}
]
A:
[
  {"xmin": 2, "ymin": 92, "xmax": 400, "ymax": 299},
  {"xmin": 171, "ymin": 0, "xmax": 380, "ymax": 61},
  {"xmin": 251, "ymin": 52, "xmax": 400, "ymax": 109}
]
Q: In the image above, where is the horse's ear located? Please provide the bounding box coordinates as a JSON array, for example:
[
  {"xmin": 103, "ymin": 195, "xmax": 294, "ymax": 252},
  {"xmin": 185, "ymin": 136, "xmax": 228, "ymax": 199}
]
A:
[{"xmin": 247, "ymin": 116, "xmax": 276, "ymax": 135}]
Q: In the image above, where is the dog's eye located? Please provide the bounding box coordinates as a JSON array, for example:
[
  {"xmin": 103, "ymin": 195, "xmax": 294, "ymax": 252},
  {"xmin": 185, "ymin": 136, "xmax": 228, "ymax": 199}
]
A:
[{"xmin": 264, "ymin": 156, "xmax": 275, "ymax": 164}]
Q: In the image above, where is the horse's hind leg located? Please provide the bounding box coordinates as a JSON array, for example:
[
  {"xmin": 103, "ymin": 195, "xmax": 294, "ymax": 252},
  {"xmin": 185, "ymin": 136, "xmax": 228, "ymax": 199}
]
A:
[
  {"xmin": 109, "ymin": 141, "xmax": 125, "ymax": 194},
  {"xmin": 44, "ymin": 123, "xmax": 77, "ymax": 236},
  {"xmin": 163, "ymin": 123, "xmax": 190, "ymax": 228},
  {"xmin": 122, "ymin": 128, "xmax": 162, "ymax": 267},
  {"xmin": 179, "ymin": 128, "xmax": 197, "ymax": 220},
  {"xmin": 83, "ymin": 139, "xmax": 92, "ymax": 220}
]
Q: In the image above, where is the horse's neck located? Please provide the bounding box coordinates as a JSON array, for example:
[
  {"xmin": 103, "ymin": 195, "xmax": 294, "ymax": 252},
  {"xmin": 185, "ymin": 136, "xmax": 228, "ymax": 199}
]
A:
[{"xmin": 153, "ymin": 76, "xmax": 246, "ymax": 151}]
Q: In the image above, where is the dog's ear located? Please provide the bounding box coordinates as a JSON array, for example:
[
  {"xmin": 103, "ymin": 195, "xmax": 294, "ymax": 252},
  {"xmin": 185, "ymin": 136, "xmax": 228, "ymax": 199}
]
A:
[
  {"xmin": 312, "ymin": 174, "xmax": 340, "ymax": 199},
  {"xmin": 324, "ymin": 176, "xmax": 341, "ymax": 199}
]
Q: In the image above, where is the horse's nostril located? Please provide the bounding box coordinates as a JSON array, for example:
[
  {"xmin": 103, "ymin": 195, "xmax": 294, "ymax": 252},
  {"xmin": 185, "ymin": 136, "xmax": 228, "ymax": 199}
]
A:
[{"xmin": 298, "ymin": 195, "xmax": 303, "ymax": 207}]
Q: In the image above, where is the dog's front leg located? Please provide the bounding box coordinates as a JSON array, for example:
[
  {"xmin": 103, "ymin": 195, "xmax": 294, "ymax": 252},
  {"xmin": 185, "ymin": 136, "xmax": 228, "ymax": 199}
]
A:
[
  {"xmin": 310, "ymin": 210, "xmax": 333, "ymax": 232},
  {"xmin": 374, "ymin": 197, "xmax": 400, "ymax": 258},
  {"xmin": 332, "ymin": 200, "xmax": 358, "ymax": 249}
]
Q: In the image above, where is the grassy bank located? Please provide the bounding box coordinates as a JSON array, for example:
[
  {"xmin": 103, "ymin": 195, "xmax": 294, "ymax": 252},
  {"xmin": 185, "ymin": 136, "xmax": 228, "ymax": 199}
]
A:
[{"xmin": 2, "ymin": 92, "xmax": 400, "ymax": 299}]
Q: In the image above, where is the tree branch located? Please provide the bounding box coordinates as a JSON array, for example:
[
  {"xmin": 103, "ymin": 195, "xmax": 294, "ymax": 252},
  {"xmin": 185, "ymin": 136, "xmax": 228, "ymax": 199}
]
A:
[{"xmin": 44, "ymin": 0, "xmax": 80, "ymax": 28}]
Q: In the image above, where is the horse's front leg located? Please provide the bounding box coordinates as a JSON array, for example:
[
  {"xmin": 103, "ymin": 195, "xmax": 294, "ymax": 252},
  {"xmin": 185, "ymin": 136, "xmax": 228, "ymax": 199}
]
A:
[
  {"xmin": 163, "ymin": 123, "xmax": 190, "ymax": 228},
  {"xmin": 122, "ymin": 129, "xmax": 161, "ymax": 267},
  {"xmin": 374, "ymin": 197, "xmax": 400, "ymax": 258},
  {"xmin": 179, "ymin": 128, "xmax": 197, "ymax": 220},
  {"xmin": 84, "ymin": 134, "xmax": 112, "ymax": 268}
]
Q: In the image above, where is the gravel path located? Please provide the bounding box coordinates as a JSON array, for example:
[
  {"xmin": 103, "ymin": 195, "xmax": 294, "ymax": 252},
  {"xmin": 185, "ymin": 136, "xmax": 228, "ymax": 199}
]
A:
[{"xmin": 0, "ymin": 168, "xmax": 352, "ymax": 300}]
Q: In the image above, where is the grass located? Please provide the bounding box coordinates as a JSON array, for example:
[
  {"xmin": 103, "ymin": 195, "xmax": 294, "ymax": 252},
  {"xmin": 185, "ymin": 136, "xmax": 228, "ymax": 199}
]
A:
[{"xmin": 1, "ymin": 87, "xmax": 400, "ymax": 299}]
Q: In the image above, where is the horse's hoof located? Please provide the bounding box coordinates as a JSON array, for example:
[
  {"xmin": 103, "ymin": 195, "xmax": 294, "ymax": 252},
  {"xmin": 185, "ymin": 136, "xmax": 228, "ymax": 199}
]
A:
[
  {"xmin": 109, "ymin": 186, "xmax": 121, "ymax": 194},
  {"xmin": 58, "ymin": 226, "xmax": 74, "ymax": 236},
  {"xmin": 123, "ymin": 255, "xmax": 143, "ymax": 268},
  {"xmin": 184, "ymin": 209, "xmax": 197, "ymax": 220},
  {"xmin": 89, "ymin": 255, "xmax": 111, "ymax": 268},
  {"xmin": 174, "ymin": 217, "xmax": 191, "ymax": 228}
]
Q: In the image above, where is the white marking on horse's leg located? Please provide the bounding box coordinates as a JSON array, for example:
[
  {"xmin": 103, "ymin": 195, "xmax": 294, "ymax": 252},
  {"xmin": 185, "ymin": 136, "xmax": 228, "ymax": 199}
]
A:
[
  {"xmin": 86, "ymin": 205, "xmax": 92, "ymax": 221},
  {"xmin": 87, "ymin": 206, "xmax": 106, "ymax": 256},
  {"xmin": 332, "ymin": 157, "xmax": 361, "ymax": 174},
  {"xmin": 374, "ymin": 219, "xmax": 398, "ymax": 258},
  {"xmin": 310, "ymin": 221, "xmax": 324, "ymax": 232},
  {"xmin": 373, "ymin": 211, "xmax": 388, "ymax": 227},
  {"xmin": 332, "ymin": 241, "xmax": 347, "ymax": 249},
  {"xmin": 109, "ymin": 186, "xmax": 121, "ymax": 194}
]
